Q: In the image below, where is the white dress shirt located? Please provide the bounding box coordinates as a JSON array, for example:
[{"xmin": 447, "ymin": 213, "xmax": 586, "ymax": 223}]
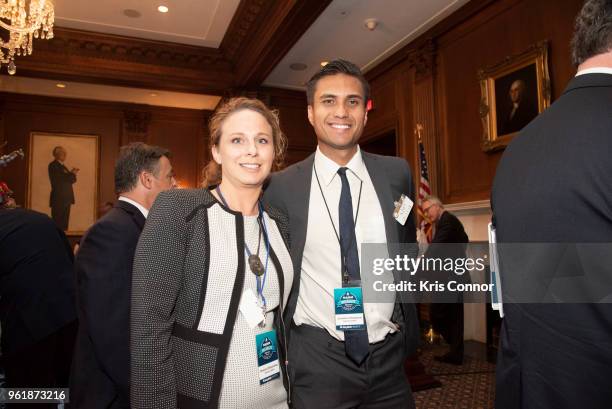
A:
[
  {"xmin": 118, "ymin": 196, "xmax": 149, "ymax": 218},
  {"xmin": 293, "ymin": 146, "xmax": 396, "ymax": 343}
]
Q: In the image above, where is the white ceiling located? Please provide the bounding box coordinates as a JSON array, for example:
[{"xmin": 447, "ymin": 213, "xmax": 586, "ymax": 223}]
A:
[
  {"xmin": 54, "ymin": 0, "xmax": 240, "ymax": 47},
  {"xmin": 264, "ymin": 0, "xmax": 470, "ymax": 90},
  {"xmin": 0, "ymin": 76, "xmax": 221, "ymax": 110}
]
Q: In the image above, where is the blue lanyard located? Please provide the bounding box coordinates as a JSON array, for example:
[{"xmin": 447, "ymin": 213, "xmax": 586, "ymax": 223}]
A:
[
  {"xmin": 215, "ymin": 186, "xmax": 270, "ymax": 309},
  {"xmin": 257, "ymin": 206, "xmax": 270, "ymax": 310}
]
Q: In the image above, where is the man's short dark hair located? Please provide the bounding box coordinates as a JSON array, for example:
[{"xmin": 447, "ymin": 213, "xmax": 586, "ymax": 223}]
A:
[
  {"xmin": 114, "ymin": 142, "xmax": 170, "ymax": 194},
  {"xmin": 571, "ymin": 0, "xmax": 612, "ymax": 66},
  {"xmin": 306, "ymin": 59, "xmax": 370, "ymax": 105}
]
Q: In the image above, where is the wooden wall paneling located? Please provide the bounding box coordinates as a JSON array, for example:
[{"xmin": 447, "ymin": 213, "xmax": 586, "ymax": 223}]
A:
[
  {"xmin": 364, "ymin": 0, "xmax": 497, "ymax": 84},
  {"xmin": 198, "ymin": 112, "xmax": 212, "ymax": 187},
  {"xmin": 413, "ymin": 78, "xmax": 439, "ymax": 197},
  {"xmin": 364, "ymin": 72, "xmax": 399, "ymax": 142},
  {"xmin": 0, "ymin": 93, "xmax": 123, "ymax": 208},
  {"xmin": 409, "ymin": 41, "xmax": 440, "ymax": 199},
  {"xmin": 0, "ymin": 93, "xmax": 209, "ymax": 210},
  {"xmin": 432, "ymin": 0, "xmax": 582, "ymax": 203},
  {"xmin": 435, "ymin": 50, "xmax": 451, "ymax": 204},
  {"xmin": 122, "ymin": 110, "xmax": 151, "ymax": 145},
  {"xmin": 395, "ymin": 67, "xmax": 415, "ymax": 164},
  {"xmin": 147, "ymin": 108, "xmax": 208, "ymax": 189},
  {"xmin": 278, "ymin": 105, "xmax": 316, "ymax": 151},
  {"xmin": 362, "ymin": 0, "xmax": 583, "ymax": 205},
  {"xmin": 267, "ymin": 87, "xmax": 316, "ymax": 167}
]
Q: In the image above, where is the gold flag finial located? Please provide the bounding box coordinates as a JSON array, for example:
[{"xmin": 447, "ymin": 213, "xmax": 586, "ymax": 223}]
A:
[{"xmin": 415, "ymin": 123, "xmax": 424, "ymax": 141}]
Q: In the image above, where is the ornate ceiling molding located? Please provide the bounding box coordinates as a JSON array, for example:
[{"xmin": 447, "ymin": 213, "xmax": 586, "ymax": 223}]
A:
[
  {"xmin": 9, "ymin": 1, "xmax": 331, "ymax": 95},
  {"xmin": 38, "ymin": 28, "xmax": 232, "ymax": 71},
  {"xmin": 231, "ymin": 0, "xmax": 333, "ymax": 86},
  {"xmin": 220, "ymin": 0, "xmax": 273, "ymax": 62},
  {"xmin": 407, "ymin": 39, "xmax": 437, "ymax": 81},
  {"xmin": 16, "ymin": 27, "xmax": 235, "ymax": 94}
]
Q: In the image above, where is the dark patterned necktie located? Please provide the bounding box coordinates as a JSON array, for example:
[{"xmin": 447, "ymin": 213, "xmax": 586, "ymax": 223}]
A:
[{"xmin": 337, "ymin": 167, "xmax": 369, "ymax": 365}]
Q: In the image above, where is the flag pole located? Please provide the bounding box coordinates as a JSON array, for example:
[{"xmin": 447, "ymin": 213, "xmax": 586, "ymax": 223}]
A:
[{"xmin": 415, "ymin": 123, "xmax": 433, "ymax": 243}]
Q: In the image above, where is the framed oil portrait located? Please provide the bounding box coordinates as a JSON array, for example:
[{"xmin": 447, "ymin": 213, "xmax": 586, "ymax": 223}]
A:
[
  {"xmin": 27, "ymin": 132, "xmax": 99, "ymax": 236},
  {"xmin": 478, "ymin": 41, "xmax": 551, "ymax": 152}
]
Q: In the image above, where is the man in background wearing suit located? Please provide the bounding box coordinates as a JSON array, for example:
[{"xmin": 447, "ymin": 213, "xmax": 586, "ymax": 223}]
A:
[
  {"xmin": 70, "ymin": 142, "xmax": 176, "ymax": 409},
  {"xmin": 491, "ymin": 1, "xmax": 612, "ymax": 408},
  {"xmin": 422, "ymin": 195, "xmax": 468, "ymax": 365},
  {"xmin": 48, "ymin": 146, "xmax": 79, "ymax": 231},
  {"xmin": 265, "ymin": 59, "xmax": 418, "ymax": 409}
]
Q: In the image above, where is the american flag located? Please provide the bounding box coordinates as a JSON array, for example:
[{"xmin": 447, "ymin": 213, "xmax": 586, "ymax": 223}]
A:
[{"xmin": 417, "ymin": 137, "xmax": 433, "ymax": 242}]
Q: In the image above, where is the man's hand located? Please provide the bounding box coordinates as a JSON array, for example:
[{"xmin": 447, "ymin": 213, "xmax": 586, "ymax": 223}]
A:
[{"xmin": 71, "ymin": 168, "xmax": 80, "ymax": 174}]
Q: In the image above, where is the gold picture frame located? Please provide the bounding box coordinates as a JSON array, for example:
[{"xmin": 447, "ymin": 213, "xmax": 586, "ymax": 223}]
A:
[
  {"xmin": 27, "ymin": 132, "xmax": 99, "ymax": 236},
  {"xmin": 478, "ymin": 41, "xmax": 551, "ymax": 152}
]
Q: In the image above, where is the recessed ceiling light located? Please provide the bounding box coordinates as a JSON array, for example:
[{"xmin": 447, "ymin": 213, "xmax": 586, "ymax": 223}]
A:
[
  {"xmin": 149, "ymin": 92, "xmax": 158, "ymax": 97},
  {"xmin": 123, "ymin": 9, "xmax": 141, "ymax": 18},
  {"xmin": 158, "ymin": 5, "xmax": 169, "ymax": 13},
  {"xmin": 56, "ymin": 83, "xmax": 66, "ymax": 88},
  {"xmin": 320, "ymin": 61, "xmax": 329, "ymax": 67},
  {"xmin": 289, "ymin": 63, "xmax": 307, "ymax": 71},
  {"xmin": 364, "ymin": 18, "xmax": 378, "ymax": 31}
]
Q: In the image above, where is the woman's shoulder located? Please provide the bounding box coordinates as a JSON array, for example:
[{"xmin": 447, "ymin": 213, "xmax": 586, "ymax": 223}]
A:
[
  {"xmin": 156, "ymin": 187, "xmax": 214, "ymax": 202},
  {"xmin": 262, "ymin": 202, "xmax": 290, "ymax": 247},
  {"xmin": 151, "ymin": 188, "xmax": 216, "ymax": 218}
]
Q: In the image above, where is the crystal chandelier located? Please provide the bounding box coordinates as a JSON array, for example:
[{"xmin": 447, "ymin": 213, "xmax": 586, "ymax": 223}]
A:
[{"xmin": 0, "ymin": 0, "xmax": 54, "ymax": 75}]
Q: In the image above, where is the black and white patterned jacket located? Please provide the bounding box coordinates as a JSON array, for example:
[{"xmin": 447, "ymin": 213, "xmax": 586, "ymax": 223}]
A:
[{"xmin": 130, "ymin": 188, "xmax": 292, "ymax": 409}]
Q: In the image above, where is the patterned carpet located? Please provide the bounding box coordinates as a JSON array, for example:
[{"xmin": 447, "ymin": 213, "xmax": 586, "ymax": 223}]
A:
[
  {"xmin": 0, "ymin": 344, "xmax": 495, "ymax": 409},
  {"xmin": 413, "ymin": 344, "xmax": 496, "ymax": 409}
]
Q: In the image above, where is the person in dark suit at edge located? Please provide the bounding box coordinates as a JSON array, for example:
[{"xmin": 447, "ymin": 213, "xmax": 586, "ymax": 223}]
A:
[
  {"xmin": 0, "ymin": 183, "xmax": 77, "ymax": 409},
  {"xmin": 265, "ymin": 59, "xmax": 419, "ymax": 409},
  {"xmin": 422, "ymin": 195, "xmax": 468, "ymax": 365},
  {"xmin": 491, "ymin": 1, "xmax": 612, "ymax": 408},
  {"xmin": 48, "ymin": 146, "xmax": 79, "ymax": 231},
  {"xmin": 70, "ymin": 142, "xmax": 176, "ymax": 409}
]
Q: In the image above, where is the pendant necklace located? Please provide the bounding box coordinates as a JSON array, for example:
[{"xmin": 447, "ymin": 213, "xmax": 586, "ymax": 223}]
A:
[{"xmin": 215, "ymin": 186, "xmax": 269, "ymax": 327}]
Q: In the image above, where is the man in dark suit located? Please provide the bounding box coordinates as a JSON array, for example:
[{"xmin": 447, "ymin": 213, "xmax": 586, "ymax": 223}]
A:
[
  {"xmin": 265, "ymin": 59, "xmax": 418, "ymax": 409},
  {"xmin": 422, "ymin": 195, "xmax": 468, "ymax": 365},
  {"xmin": 70, "ymin": 142, "xmax": 175, "ymax": 409},
  {"xmin": 491, "ymin": 1, "xmax": 612, "ymax": 408},
  {"xmin": 0, "ymin": 205, "xmax": 77, "ymax": 409},
  {"xmin": 48, "ymin": 146, "xmax": 79, "ymax": 231}
]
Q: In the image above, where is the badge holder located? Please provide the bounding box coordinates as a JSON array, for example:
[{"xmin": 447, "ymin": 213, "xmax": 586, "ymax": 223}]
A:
[
  {"xmin": 393, "ymin": 194, "xmax": 413, "ymax": 225},
  {"xmin": 255, "ymin": 330, "xmax": 281, "ymax": 385},
  {"xmin": 334, "ymin": 265, "xmax": 366, "ymax": 331}
]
